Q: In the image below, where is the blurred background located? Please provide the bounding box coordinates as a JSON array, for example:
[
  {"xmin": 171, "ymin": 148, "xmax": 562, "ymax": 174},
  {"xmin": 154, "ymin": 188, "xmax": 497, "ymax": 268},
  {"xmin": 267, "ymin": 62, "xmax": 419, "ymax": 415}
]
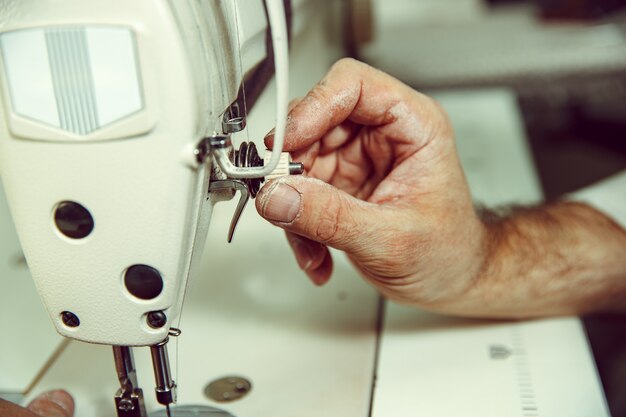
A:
[
  {"xmin": 339, "ymin": 0, "xmax": 626, "ymax": 415},
  {"xmin": 344, "ymin": 0, "xmax": 626, "ymax": 198}
]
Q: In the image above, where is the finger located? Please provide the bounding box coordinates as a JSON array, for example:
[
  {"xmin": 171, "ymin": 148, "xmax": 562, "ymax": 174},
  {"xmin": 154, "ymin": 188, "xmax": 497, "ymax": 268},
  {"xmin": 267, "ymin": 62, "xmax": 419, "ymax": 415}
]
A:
[
  {"xmin": 302, "ymin": 128, "xmax": 391, "ymax": 199},
  {"xmin": 267, "ymin": 58, "xmax": 439, "ymax": 157},
  {"xmin": 305, "ymin": 248, "xmax": 333, "ymax": 286},
  {"xmin": 263, "ymin": 99, "xmax": 303, "ymax": 143},
  {"xmin": 300, "ymin": 127, "xmax": 379, "ymax": 198},
  {"xmin": 327, "ymin": 135, "xmax": 374, "ymax": 196},
  {"xmin": 289, "ymin": 141, "xmax": 321, "ymax": 173},
  {"xmin": 268, "ymin": 119, "xmax": 359, "ymax": 178},
  {"xmin": 286, "ymin": 232, "xmax": 327, "ymax": 272},
  {"xmin": 27, "ymin": 391, "xmax": 74, "ymax": 417},
  {"xmin": 0, "ymin": 399, "xmax": 38, "ymax": 417},
  {"xmin": 285, "ymin": 232, "xmax": 332, "ymax": 286},
  {"xmin": 256, "ymin": 176, "xmax": 381, "ymax": 255},
  {"xmin": 318, "ymin": 121, "xmax": 360, "ymax": 156},
  {"xmin": 306, "ymin": 152, "xmax": 336, "ymax": 183},
  {"xmin": 288, "ymin": 98, "xmax": 303, "ymax": 112}
]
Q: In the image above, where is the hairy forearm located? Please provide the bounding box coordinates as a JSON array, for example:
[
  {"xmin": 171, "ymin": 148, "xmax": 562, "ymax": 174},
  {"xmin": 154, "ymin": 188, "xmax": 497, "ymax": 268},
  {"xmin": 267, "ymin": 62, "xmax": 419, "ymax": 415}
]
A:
[{"xmin": 443, "ymin": 201, "xmax": 626, "ymax": 318}]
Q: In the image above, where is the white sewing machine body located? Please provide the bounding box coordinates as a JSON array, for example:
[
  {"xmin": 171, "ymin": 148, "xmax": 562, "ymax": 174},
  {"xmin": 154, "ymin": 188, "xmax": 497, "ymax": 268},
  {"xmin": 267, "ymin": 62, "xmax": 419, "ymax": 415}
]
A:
[{"xmin": 0, "ymin": 0, "xmax": 269, "ymax": 347}]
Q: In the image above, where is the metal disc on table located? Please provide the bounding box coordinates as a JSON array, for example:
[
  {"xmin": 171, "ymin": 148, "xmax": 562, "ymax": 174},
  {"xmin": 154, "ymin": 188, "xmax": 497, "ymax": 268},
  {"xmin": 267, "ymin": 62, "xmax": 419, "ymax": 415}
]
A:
[
  {"xmin": 150, "ymin": 405, "xmax": 235, "ymax": 417},
  {"xmin": 204, "ymin": 376, "xmax": 252, "ymax": 403}
]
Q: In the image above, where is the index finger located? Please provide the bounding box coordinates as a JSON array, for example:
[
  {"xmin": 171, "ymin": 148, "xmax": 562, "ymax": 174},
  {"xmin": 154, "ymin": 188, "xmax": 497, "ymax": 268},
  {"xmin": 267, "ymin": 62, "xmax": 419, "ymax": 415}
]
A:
[
  {"xmin": 266, "ymin": 58, "xmax": 439, "ymax": 154},
  {"xmin": 0, "ymin": 399, "xmax": 39, "ymax": 417}
]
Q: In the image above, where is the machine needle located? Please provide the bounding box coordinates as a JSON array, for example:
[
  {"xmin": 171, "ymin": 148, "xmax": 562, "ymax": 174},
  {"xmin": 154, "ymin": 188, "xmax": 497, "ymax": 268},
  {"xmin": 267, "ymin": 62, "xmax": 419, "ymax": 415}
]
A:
[{"xmin": 166, "ymin": 405, "xmax": 171, "ymax": 417}]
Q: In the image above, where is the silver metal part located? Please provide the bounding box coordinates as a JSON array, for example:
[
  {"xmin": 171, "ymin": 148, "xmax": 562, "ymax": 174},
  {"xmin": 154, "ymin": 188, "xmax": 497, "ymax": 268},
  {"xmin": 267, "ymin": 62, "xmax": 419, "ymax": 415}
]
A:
[
  {"xmin": 113, "ymin": 346, "xmax": 148, "ymax": 417},
  {"xmin": 289, "ymin": 162, "xmax": 304, "ymax": 175},
  {"xmin": 150, "ymin": 338, "xmax": 177, "ymax": 408},
  {"xmin": 209, "ymin": 135, "xmax": 233, "ymax": 150},
  {"xmin": 195, "ymin": 135, "xmax": 233, "ymax": 164},
  {"xmin": 222, "ymin": 102, "xmax": 246, "ymax": 134},
  {"xmin": 204, "ymin": 376, "xmax": 252, "ymax": 403},
  {"xmin": 222, "ymin": 117, "xmax": 246, "ymax": 134},
  {"xmin": 208, "ymin": 179, "xmax": 250, "ymax": 243},
  {"xmin": 212, "ymin": 146, "xmax": 261, "ymax": 179}
]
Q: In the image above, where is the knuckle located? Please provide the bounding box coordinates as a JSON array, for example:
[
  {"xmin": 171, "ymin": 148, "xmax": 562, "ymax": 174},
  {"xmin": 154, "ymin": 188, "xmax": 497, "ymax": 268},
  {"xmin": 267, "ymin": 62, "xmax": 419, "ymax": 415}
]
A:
[
  {"xmin": 325, "ymin": 58, "xmax": 365, "ymax": 84},
  {"xmin": 332, "ymin": 57, "xmax": 360, "ymax": 72},
  {"xmin": 316, "ymin": 194, "xmax": 344, "ymax": 242},
  {"xmin": 304, "ymin": 191, "xmax": 353, "ymax": 245},
  {"xmin": 314, "ymin": 217, "xmax": 340, "ymax": 243},
  {"xmin": 288, "ymin": 98, "xmax": 303, "ymax": 111},
  {"xmin": 306, "ymin": 83, "xmax": 330, "ymax": 105}
]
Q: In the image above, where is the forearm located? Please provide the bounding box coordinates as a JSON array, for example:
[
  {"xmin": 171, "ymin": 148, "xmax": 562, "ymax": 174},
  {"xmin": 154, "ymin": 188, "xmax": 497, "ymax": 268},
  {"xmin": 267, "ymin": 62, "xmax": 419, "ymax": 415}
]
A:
[{"xmin": 443, "ymin": 201, "xmax": 626, "ymax": 318}]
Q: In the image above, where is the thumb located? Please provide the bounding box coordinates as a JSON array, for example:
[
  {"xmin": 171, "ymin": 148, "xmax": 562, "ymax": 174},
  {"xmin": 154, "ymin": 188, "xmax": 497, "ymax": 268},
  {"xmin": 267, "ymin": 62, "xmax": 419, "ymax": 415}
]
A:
[
  {"xmin": 27, "ymin": 391, "xmax": 74, "ymax": 417},
  {"xmin": 255, "ymin": 176, "xmax": 379, "ymax": 253}
]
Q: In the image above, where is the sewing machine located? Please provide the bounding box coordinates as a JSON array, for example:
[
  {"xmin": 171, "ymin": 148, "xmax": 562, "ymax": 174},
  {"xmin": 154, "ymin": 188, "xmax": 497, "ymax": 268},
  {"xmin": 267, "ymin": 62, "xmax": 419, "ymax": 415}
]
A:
[
  {"xmin": 0, "ymin": 1, "xmax": 302, "ymax": 415},
  {"xmin": 0, "ymin": 1, "xmax": 614, "ymax": 416}
]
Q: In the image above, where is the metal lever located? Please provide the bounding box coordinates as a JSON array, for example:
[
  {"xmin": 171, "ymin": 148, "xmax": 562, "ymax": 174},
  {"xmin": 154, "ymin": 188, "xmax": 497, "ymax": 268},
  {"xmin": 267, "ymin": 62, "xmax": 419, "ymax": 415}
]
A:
[
  {"xmin": 209, "ymin": 179, "xmax": 250, "ymax": 243},
  {"xmin": 113, "ymin": 346, "xmax": 148, "ymax": 417}
]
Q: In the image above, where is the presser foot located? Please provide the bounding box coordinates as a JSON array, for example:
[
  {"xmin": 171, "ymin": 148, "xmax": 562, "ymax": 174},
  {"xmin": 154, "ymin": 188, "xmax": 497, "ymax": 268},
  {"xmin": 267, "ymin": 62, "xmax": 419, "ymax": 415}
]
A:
[
  {"xmin": 114, "ymin": 389, "xmax": 147, "ymax": 417},
  {"xmin": 113, "ymin": 329, "xmax": 180, "ymax": 417},
  {"xmin": 113, "ymin": 346, "xmax": 148, "ymax": 417}
]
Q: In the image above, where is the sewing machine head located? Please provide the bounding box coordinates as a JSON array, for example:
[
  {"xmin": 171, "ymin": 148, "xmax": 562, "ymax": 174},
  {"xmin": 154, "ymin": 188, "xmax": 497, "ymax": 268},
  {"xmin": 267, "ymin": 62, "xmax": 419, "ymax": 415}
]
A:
[{"xmin": 0, "ymin": 0, "xmax": 298, "ymax": 415}]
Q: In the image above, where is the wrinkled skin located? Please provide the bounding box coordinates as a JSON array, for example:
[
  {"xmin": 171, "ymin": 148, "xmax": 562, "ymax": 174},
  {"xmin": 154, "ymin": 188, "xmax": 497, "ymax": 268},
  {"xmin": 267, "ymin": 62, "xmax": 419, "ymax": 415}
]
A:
[
  {"xmin": 256, "ymin": 58, "xmax": 488, "ymax": 308},
  {"xmin": 256, "ymin": 58, "xmax": 626, "ymax": 317},
  {"xmin": 0, "ymin": 391, "xmax": 74, "ymax": 417}
]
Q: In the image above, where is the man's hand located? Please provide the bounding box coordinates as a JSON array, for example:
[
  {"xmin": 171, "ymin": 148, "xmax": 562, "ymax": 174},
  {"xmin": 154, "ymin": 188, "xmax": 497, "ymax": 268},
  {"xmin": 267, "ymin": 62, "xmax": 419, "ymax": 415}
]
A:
[
  {"xmin": 256, "ymin": 58, "xmax": 488, "ymax": 308},
  {"xmin": 0, "ymin": 391, "xmax": 74, "ymax": 417},
  {"xmin": 256, "ymin": 58, "xmax": 626, "ymax": 317}
]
